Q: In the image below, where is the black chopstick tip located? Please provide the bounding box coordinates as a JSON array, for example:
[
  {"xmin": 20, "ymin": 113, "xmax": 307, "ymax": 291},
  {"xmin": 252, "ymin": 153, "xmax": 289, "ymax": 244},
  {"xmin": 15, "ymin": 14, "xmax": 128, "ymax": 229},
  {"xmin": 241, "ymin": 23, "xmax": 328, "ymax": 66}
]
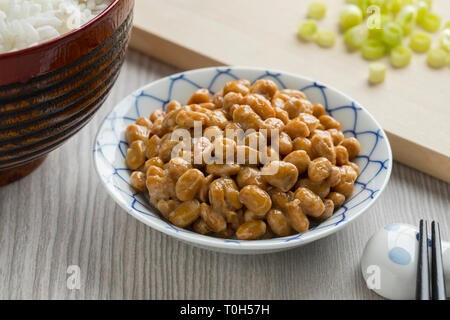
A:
[
  {"xmin": 431, "ymin": 221, "xmax": 439, "ymax": 232},
  {"xmin": 431, "ymin": 220, "xmax": 446, "ymax": 300},
  {"xmin": 416, "ymin": 220, "xmax": 430, "ymax": 300}
]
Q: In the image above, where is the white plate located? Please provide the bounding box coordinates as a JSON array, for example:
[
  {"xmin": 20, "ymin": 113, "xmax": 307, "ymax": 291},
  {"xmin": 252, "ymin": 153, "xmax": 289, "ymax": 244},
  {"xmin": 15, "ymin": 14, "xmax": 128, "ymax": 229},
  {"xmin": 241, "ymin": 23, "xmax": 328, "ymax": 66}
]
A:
[{"xmin": 93, "ymin": 66, "xmax": 392, "ymax": 254}]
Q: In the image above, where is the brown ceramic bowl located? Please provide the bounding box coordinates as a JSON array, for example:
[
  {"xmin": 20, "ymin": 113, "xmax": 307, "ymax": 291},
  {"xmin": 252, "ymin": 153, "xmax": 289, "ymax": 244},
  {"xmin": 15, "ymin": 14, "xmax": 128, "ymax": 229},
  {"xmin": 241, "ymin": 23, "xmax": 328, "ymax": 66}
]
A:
[{"xmin": 0, "ymin": 0, "xmax": 134, "ymax": 186}]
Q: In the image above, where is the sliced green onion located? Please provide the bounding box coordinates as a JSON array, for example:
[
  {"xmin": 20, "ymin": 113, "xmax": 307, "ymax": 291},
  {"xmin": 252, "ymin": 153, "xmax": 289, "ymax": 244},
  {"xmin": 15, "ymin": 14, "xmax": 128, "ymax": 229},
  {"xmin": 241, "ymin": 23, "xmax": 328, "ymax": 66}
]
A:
[
  {"xmin": 382, "ymin": 22, "xmax": 403, "ymax": 47},
  {"xmin": 380, "ymin": 14, "xmax": 394, "ymax": 26},
  {"xmin": 298, "ymin": 20, "xmax": 318, "ymax": 41},
  {"xmin": 362, "ymin": 39, "xmax": 387, "ymax": 59},
  {"xmin": 344, "ymin": 24, "xmax": 369, "ymax": 49},
  {"xmin": 315, "ymin": 29, "xmax": 336, "ymax": 47},
  {"xmin": 348, "ymin": 0, "xmax": 369, "ymax": 16},
  {"xmin": 307, "ymin": 2, "xmax": 327, "ymax": 20},
  {"xmin": 368, "ymin": 62, "xmax": 386, "ymax": 84},
  {"xmin": 367, "ymin": 0, "xmax": 388, "ymax": 17},
  {"xmin": 420, "ymin": 12, "xmax": 441, "ymax": 32},
  {"xmin": 416, "ymin": 1, "xmax": 429, "ymax": 24},
  {"xmin": 367, "ymin": 13, "xmax": 393, "ymax": 38},
  {"xmin": 409, "ymin": 31, "xmax": 432, "ymax": 52},
  {"xmin": 368, "ymin": 0, "xmax": 385, "ymax": 7},
  {"xmin": 445, "ymin": 22, "xmax": 450, "ymax": 29},
  {"xmin": 427, "ymin": 48, "xmax": 447, "ymax": 68},
  {"xmin": 440, "ymin": 29, "xmax": 450, "ymax": 51},
  {"xmin": 340, "ymin": 4, "xmax": 363, "ymax": 30},
  {"xmin": 395, "ymin": 5, "xmax": 417, "ymax": 35},
  {"xmin": 369, "ymin": 27, "xmax": 383, "ymax": 40},
  {"xmin": 390, "ymin": 45, "xmax": 412, "ymax": 67},
  {"xmin": 385, "ymin": 0, "xmax": 403, "ymax": 14}
]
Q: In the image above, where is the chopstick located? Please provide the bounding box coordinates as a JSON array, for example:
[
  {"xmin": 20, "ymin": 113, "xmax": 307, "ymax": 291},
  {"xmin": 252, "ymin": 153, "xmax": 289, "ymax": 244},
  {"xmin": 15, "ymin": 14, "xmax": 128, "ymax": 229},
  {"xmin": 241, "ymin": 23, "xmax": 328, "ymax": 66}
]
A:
[
  {"xmin": 416, "ymin": 220, "xmax": 447, "ymax": 300},
  {"xmin": 431, "ymin": 221, "xmax": 447, "ymax": 300},
  {"xmin": 416, "ymin": 219, "xmax": 430, "ymax": 300}
]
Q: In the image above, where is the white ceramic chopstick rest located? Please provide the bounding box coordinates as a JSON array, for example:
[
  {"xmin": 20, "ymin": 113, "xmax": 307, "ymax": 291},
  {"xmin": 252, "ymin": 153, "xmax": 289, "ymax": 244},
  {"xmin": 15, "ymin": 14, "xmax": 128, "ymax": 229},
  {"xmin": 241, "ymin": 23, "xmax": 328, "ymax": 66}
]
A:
[{"xmin": 360, "ymin": 223, "xmax": 450, "ymax": 300}]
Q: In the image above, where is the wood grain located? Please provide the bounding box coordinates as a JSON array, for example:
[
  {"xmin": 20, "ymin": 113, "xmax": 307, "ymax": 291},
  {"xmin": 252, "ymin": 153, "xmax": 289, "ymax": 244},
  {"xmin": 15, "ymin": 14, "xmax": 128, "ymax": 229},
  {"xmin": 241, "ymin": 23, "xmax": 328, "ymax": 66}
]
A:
[
  {"xmin": 130, "ymin": 0, "xmax": 450, "ymax": 182},
  {"xmin": 0, "ymin": 51, "xmax": 449, "ymax": 300}
]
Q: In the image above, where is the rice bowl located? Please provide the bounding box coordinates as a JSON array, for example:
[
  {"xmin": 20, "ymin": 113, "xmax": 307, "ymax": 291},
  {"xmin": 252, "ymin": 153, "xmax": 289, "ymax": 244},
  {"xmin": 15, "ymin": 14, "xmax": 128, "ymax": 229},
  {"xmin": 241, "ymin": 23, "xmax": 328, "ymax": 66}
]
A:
[
  {"xmin": 0, "ymin": 0, "xmax": 113, "ymax": 53},
  {"xmin": 0, "ymin": 0, "xmax": 133, "ymax": 186}
]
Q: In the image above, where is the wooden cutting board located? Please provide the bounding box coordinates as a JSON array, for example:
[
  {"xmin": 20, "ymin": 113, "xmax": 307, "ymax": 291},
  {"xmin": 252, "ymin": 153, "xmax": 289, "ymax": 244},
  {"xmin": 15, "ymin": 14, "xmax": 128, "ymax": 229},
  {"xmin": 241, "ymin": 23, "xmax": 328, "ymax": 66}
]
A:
[{"xmin": 130, "ymin": 0, "xmax": 450, "ymax": 182}]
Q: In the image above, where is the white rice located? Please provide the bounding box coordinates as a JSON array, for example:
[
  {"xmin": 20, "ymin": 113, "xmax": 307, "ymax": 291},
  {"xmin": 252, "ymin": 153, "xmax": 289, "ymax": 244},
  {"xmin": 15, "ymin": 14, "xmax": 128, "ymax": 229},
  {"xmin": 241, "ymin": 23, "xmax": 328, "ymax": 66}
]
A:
[{"xmin": 0, "ymin": 0, "xmax": 113, "ymax": 54}]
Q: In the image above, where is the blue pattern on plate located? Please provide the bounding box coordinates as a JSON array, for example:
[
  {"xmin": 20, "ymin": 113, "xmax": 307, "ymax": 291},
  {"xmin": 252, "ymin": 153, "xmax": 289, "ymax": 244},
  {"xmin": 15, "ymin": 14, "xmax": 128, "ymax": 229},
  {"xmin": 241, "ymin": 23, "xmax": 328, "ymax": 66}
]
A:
[{"xmin": 94, "ymin": 67, "xmax": 391, "ymax": 246}]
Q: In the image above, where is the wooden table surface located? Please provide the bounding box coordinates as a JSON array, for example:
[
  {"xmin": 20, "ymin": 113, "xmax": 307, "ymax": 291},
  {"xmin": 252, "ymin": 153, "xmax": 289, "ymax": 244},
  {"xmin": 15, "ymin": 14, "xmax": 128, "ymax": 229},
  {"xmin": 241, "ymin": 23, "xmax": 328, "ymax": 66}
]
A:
[{"xmin": 0, "ymin": 50, "xmax": 449, "ymax": 300}]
